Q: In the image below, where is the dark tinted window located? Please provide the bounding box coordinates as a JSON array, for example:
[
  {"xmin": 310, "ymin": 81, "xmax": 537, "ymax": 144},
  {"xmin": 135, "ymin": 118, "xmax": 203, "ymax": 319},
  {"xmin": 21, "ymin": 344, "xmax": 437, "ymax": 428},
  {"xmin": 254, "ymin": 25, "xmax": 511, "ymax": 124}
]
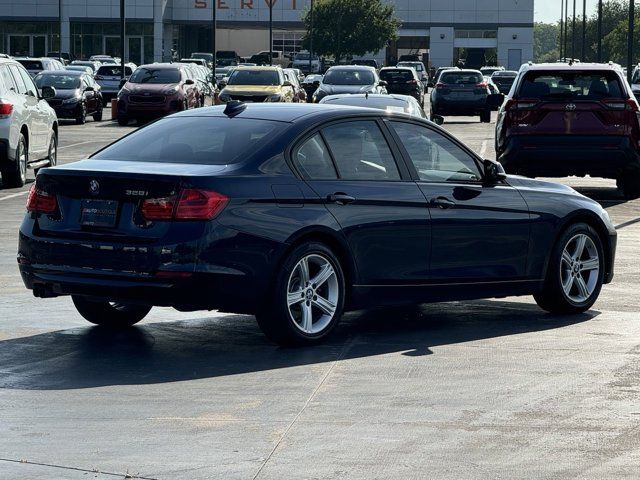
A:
[
  {"xmin": 228, "ymin": 70, "xmax": 280, "ymax": 86},
  {"xmin": 35, "ymin": 74, "xmax": 80, "ymax": 89},
  {"xmin": 295, "ymin": 134, "xmax": 338, "ymax": 180},
  {"xmin": 128, "ymin": 67, "xmax": 181, "ymax": 84},
  {"xmin": 17, "ymin": 66, "xmax": 38, "ymax": 95},
  {"xmin": 16, "ymin": 60, "xmax": 43, "ymax": 70},
  {"xmin": 390, "ymin": 121, "xmax": 481, "ymax": 183},
  {"xmin": 323, "ymin": 69, "xmax": 375, "ymax": 86},
  {"xmin": 97, "ymin": 65, "xmax": 134, "ymax": 77},
  {"xmin": 519, "ymin": 71, "xmax": 624, "ymax": 99},
  {"xmin": 93, "ymin": 117, "xmax": 284, "ymax": 165},
  {"xmin": 380, "ymin": 69, "xmax": 414, "ymax": 82},
  {"xmin": 322, "ymin": 121, "xmax": 400, "ymax": 181},
  {"xmin": 440, "ymin": 72, "xmax": 483, "ymax": 84}
]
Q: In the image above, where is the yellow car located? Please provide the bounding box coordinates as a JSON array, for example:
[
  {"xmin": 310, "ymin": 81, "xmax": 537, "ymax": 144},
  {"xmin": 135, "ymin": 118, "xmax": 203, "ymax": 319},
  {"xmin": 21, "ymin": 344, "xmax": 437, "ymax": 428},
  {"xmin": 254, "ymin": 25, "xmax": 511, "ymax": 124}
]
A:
[{"xmin": 218, "ymin": 66, "xmax": 295, "ymax": 103}]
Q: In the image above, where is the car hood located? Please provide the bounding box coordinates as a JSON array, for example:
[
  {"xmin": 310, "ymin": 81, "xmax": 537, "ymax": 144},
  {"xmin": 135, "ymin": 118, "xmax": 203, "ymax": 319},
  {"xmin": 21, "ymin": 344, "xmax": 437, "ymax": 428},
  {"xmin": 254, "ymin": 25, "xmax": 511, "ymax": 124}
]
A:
[
  {"xmin": 222, "ymin": 85, "xmax": 282, "ymax": 95},
  {"xmin": 47, "ymin": 89, "xmax": 80, "ymax": 100},
  {"xmin": 125, "ymin": 83, "xmax": 179, "ymax": 93},
  {"xmin": 318, "ymin": 84, "xmax": 376, "ymax": 94},
  {"xmin": 506, "ymin": 175, "xmax": 580, "ymax": 195}
]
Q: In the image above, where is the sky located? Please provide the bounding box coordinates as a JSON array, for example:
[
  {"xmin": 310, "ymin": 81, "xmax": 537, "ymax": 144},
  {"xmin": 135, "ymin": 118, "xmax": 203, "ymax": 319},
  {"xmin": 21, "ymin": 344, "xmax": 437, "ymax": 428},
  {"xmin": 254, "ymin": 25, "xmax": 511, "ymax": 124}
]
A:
[{"xmin": 534, "ymin": 0, "xmax": 600, "ymax": 24}]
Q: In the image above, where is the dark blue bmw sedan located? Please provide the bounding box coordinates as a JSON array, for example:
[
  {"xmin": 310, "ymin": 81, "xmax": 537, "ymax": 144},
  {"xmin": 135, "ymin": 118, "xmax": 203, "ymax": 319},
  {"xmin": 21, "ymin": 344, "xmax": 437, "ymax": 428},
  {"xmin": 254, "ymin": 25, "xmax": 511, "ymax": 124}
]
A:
[{"xmin": 18, "ymin": 102, "xmax": 617, "ymax": 345}]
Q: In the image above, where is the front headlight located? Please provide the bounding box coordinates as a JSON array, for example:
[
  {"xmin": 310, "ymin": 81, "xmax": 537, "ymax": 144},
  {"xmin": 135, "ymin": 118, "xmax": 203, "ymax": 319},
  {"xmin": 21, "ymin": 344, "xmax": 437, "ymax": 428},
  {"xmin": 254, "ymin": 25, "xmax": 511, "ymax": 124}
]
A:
[
  {"xmin": 62, "ymin": 97, "xmax": 79, "ymax": 105},
  {"xmin": 164, "ymin": 86, "xmax": 179, "ymax": 95},
  {"xmin": 266, "ymin": 94, "xmax": 282, "ymax": 102}
]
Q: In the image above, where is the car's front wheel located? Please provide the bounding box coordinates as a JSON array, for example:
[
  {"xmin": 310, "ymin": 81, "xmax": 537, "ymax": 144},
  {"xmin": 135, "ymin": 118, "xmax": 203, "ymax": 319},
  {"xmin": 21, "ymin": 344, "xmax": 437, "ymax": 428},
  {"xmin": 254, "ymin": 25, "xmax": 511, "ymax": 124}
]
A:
[
  {"xmin": 256, "ymin": 242, "xmax": 345, "ymax": 346},
  {"xmin": 93, "ymin": 103, "xmax": 103, "ymax": 121},
  {"xmin": 72, "ymin": 296, "xmax": 151, "ymax": 328},
  {"xmin": 76, "ymin": 102, "xmax": 87, "ymax": 125},
  {"xmin": 534, "ymin": 223, "xmax": 604, "ymax": 314},
  {"xmin": 618, "ymin": 173, "xmax": 640, "ymax": 199}
]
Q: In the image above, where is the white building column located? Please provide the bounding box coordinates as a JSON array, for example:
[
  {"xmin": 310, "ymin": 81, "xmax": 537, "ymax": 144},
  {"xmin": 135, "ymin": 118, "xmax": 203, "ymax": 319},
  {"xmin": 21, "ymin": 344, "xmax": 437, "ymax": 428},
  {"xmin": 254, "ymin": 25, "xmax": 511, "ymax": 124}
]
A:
[
  {"xmin": 429, "ymin": 27, "xmax": 454, "ymax": 69},
  {"xmin": 60, "ymin": 0, "xmax": 71, "ymax": 53}
]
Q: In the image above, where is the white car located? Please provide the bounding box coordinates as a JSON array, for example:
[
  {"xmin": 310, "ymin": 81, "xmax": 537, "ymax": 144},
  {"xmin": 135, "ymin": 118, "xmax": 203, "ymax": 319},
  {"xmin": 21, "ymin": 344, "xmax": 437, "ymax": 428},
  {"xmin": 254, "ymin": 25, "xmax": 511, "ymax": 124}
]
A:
[
  {"xmin": 319, "ymin": 93, "xmax": 426, "ymax": 119},
  {"xmin": 0, "ymin": 58, "xmax": 58, "ymax": 188}
]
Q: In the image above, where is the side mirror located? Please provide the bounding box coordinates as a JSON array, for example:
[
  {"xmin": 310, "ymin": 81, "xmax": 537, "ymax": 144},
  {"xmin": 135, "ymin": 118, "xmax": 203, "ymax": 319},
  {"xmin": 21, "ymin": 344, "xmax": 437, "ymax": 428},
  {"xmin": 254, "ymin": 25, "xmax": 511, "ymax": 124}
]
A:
[
  {"xmin": 41, "ymin": 86, "xmax": 56, "ymax": 99},
  {"xmin": 283, "ymin": 80, "xmax": 292, "ymax": 87},
  {"xmin": 185, "ymin": 79, "xmax": 195, "ymax": 85},
  {"xmin": 313, "ymin": 80, "xmax": 320, "ymax": 86},
  {"xmin": 379, "ymin": 80, "xmax": 388, "ymax": 87},
  {"xmin": 483, "ymin": 159, "xmax": 507, "ymax": 183},
  {"xmin": 84, "ymin": 86, "xmax": 94, "ymax": 92},
  {"xmin": 119, "ymin": 78, "xmax": 127, "ymax": 89},
  {"xmin": 487, "ymin": 93, "xmax": 505, "ymax": 108}
]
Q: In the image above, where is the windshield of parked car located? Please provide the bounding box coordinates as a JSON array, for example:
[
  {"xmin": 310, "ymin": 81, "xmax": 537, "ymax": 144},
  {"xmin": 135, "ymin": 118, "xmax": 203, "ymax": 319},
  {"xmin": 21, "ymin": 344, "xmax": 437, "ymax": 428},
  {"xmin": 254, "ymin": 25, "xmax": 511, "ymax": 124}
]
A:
[
  {"xmin": 227, "ymin": 70, "xmax": 280, "ymax": 86},
  {"xmin": 191, "ymin": 53, "xmax": 213, "ymax": 60},
  {"xmin": 97, "ymin": 65, "xmax": 133, "ymax": 77},
  {"xmin": 92, "ymin": 117, "xmax": 285, "ymax": 165},
  {"xmin": 128, "ymin": 68, "xmax": 181, "ymax": 84},
  {"xmin": 323, "ymin": 69, "xmax": 375, "ymax": 85},
  {"xmin": 440, "ymin": 72, "xmax": 483, "ymax": 84},
  {"xmin": 17, "ymin": 60, "xmax": 43, "ymax": 70},
  {"xmin": 380, "ymin": 69, "xmax": 415, "ymax": 82},
  {"xmin": 295, "ymin": 53, "xmax": 318, "ymax": 61},
  {"xmin": 35, "ymin": 74, "xmax": 80, "ymax": 89},
  {"xmin": 398, "ymin": 62, "xmax": 423, "ymax": 71},
  {"xmin": 519, "ymin": 71, "xmax": 625, "ymax": 99}
]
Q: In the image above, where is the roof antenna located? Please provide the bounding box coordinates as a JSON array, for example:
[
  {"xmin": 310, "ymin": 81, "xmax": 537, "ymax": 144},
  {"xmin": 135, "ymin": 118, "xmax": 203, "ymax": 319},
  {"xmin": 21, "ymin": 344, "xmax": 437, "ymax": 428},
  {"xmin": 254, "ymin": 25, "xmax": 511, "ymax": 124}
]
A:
[{"xmin": 224, "ymin": 100, "xmax": 246, "ymax": 118}]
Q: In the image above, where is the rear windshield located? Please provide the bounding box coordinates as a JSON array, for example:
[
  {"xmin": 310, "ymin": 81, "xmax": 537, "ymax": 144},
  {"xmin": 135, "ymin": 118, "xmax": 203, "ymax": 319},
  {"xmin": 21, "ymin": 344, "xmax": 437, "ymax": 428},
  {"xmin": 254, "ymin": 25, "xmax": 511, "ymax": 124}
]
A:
[
  {"xmin": 17, "ymin": 60, "xmax": 43, "ymax": 70},
  {"xmin": 97, "ymin": 66, "xmax": 133, "ymax": 76},
  {"xmin": 398, "ymin": 62, "xmax": 423, "ymax": 71},
  {"xmin": 323, "ymin": 69, "xmax": 375, "ymax": 85},
  {"xmin": 440, "ymin": 72, "xmax": 483, "ymax": 84},
  {"xmin": 35, "ymin": 74, "xmax": 80, "ymax": 89},
  {"xmin": 518, "ymin": 71, "xmax": 624, "ymax": 99},
  {"xmin": 380, "ymin": 70, "xmax": 414, "ymax": 82},
  {"xmin": 129, "ymin": 68, "xmax": 181, "ymax": 84},
  {"xmin": 92, "ymin": 116, "xmax": 284, "ymax": 165},
  {"xmin": 228, "ymin": 70, "xmax": 280, "ymax": 86}
]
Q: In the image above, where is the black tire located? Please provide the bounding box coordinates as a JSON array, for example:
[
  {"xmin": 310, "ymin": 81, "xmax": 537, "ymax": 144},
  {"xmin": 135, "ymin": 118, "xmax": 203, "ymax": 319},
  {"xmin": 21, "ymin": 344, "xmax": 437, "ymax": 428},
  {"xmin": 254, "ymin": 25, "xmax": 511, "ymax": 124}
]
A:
[
  {"xmin": 76, "ymin": 103, "xmax": 87, "ymax": 125},
  {"xmin": 72, "ymin": 296, "xmax": 151, "ymax": 328},
  {"xmin": 93, "ymin": 104, "xmax": 103, "ymax": 121},
  {"xmin": 619, "ymin": 173, "xmax": 640, "ymax": 199},
  {"xmin": 1, "ymin": 133, "xmax": 27, "ymax": 188},
  {"xmin": 255, "ymin": 242, "xmax": 346, "ymax": 346},
  {"xmin": 534, "ymin": 222, "xmax": 604, "ymax": 314},
  {"xmin": 117, "ymin": 115, "xmax": 129, "ymax": 126},
  {"xmin": 35, "ymin": 133, "xmax": 57, "ymax": 176},
  {"xmin": 480, "ymin": 109, "xmax": 491, "ymax": 123}
]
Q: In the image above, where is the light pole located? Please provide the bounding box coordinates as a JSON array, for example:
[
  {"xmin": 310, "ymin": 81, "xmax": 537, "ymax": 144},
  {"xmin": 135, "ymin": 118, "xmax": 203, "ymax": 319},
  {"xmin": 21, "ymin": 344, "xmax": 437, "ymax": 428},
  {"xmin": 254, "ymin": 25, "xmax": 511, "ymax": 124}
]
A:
[
  {"xmin": 269, "ymin": 0, "xmax": 273, "ymax": 65},
  {"xmin": 308, "ymin": 0, "xmax": 313, "ymax": 74},
  {"xmin": 572, "ymin": 0, "xmax": 576, "ymax": 61},
  {"xmin": 120, "ymin": 0, "xmax": 125, "ymax": 80},
  {"xmin": 564, "ymin": 0, "xmax": 569, "ymax": 60},
  {"xmin": 581, "ymin": 0, "xmax": 586, "ymax": 61},
  {"xmin": 212, "ymin": 0, "xmax": 217, "ymax": 68},
  {"xmin": 560, "ymin": 0, "xmax": 564, "ymax": 60},
  {"xmin": 597, "ymin": 0, "xmax": 603, "ymax": 62},
  {"xmin": 628, "ymin": 0, "xmax": 634, "ymax": 83}
]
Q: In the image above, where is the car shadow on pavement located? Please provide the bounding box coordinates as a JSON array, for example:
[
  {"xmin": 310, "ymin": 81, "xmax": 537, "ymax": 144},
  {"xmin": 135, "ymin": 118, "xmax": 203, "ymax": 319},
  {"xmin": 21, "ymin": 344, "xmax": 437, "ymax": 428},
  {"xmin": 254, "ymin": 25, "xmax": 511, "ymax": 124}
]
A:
[{"xmin": 0, "ymin": 300, "xmax": 598, "ymax": 391}]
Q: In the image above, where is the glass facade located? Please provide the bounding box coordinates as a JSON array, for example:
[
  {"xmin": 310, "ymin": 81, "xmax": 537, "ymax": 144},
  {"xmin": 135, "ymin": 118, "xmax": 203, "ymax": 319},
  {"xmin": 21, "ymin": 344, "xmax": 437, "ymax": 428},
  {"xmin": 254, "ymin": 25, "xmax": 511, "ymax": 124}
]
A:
[
  {"xmin": 0, "ymin": 22, "xmax": 59, "ymax": 57},
  {"xmin": 70, "ymin": 22, "xmax": 154, "ymax": 63},
  {"xmin": 272, "ymin": 31, "xmax": 304, "ymax": 56}
]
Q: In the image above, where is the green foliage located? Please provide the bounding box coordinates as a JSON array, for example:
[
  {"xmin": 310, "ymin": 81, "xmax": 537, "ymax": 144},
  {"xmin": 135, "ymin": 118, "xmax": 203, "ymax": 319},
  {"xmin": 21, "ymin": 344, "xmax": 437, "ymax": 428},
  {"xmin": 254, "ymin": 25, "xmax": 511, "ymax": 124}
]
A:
[
  {"xmin": 301, "ymin": 0, "xmax": 400, "ymax": 62},
  {"xmin": 534, "ymin": 22, "xmax": 559, "ymax": 62}
]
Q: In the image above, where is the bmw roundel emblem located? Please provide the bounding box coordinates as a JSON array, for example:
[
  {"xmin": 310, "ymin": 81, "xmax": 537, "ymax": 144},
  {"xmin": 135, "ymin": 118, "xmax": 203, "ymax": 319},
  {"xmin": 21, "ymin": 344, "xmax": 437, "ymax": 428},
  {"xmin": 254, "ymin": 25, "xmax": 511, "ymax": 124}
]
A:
[{"xmin": 89, "ymin": 180, "xmax": 100, "ymax": 195}]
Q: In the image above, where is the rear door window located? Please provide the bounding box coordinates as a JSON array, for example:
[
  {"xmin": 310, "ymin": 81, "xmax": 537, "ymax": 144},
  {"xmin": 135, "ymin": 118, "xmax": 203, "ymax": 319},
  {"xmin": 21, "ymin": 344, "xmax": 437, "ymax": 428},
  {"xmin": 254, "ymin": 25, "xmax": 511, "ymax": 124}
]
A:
[
  {"xmin": 322, "ymin": 121, "xmax": 400, "ymax": 181},
  {"xmin": 17, "ymin": 67, "xmax": 38, "ymax": 96},
  {"xmin": 518, "ymin": 71, "xmax": 625, "ymax": 100},
  {"xmin": 380, "ymin": 70, "xmax": 414, "ymax": 82},
  {"xmin": 0, "ymin": 65, "xmax": 17, "ymax": 92},
  {"xmin": 440, "ymin": 72, "xmax": 483, "ymax": 85},
  {"xmin": 294, "ymin": 134, "xmax": 338, "ymax": 180},
  {"xmin": 8, "ymin": 65, "xmax": 27, "ymax": 94}
]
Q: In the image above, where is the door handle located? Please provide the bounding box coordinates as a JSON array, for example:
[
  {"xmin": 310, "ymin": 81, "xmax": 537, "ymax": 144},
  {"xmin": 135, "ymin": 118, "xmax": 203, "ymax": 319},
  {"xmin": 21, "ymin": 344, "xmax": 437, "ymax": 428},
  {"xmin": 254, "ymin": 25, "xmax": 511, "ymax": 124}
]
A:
[
  {"xmin": 430, "ymin": 196, "xmax": 456, "ymax": 209},
  {"xmin": 327, "ymin": 193, "xmax": 356, "ymax": 205}
]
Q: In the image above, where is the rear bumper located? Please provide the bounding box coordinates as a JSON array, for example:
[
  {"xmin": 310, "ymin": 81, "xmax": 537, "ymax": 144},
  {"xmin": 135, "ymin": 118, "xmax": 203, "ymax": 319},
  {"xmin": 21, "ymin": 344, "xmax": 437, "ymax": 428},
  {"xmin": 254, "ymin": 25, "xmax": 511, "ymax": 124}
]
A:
[
  {"xmin": 432, "ymin": 97, "xmax": 488, "ymax": 115},
  {"xmin": 499, "ymin": 135, "xmax": 640, "ymax": 178}
]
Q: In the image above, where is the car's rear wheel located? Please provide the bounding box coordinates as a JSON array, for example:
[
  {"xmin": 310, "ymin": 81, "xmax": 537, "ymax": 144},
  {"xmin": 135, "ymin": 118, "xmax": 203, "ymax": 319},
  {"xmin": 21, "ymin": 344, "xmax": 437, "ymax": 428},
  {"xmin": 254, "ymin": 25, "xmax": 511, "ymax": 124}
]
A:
[
  {"xmin": 72, "ymin": 296, "xmax": 151, "ymax": 328},
  {"xmin": 255, "ymin": 242, "xmax": 345, "ymax": 346},
  {"xmin": 534, "ymin": 223, "xmax": 604, "ymax": 314},
  {"xmin": 117, "ymin": 115, "xmax": 129, "ymax": 126},
  {"xmin": 93, "ymin": 103, "xmax": 103, "ymax": 121},
  {"xmin": 1, "ymin": 134, "xmax": 27, "ymax": 188},
  {"xmin": 76, "ymin": 102, "xmax": 87, "ymax": 125},
  {"xmin": 480, "ymin": 109, "xmax": 491, "ymax": 123},
  {"xmin": 35, "ymin": 133, "xmax": 57, "ymax": 176},
  {"xmin": 618, "ymin": 173, "xmax": 640, "ymax": 199}
]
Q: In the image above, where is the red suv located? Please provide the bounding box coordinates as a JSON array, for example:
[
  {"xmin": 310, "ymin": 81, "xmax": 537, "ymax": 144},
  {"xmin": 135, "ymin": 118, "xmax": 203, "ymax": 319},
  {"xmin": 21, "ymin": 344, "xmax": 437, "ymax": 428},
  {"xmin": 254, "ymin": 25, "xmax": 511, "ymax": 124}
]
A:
[{"xmin": 494, "ymin": 63, "xmax": 640, "ymax": 198}]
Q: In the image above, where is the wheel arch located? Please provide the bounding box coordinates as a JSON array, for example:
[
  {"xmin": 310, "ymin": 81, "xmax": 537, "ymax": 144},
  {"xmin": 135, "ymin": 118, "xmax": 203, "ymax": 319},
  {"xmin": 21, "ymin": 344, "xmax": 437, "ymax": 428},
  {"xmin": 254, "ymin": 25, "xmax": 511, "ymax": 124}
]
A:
[{"xmin": 19, "ymin": 124, "xmax": 29, "ymax": 151}]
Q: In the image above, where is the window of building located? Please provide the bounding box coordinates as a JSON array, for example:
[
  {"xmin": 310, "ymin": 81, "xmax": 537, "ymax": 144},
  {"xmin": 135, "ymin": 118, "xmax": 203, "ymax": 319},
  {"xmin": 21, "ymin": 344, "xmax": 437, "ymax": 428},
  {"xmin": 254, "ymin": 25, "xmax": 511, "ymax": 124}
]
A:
[
  {"xmin": 272, "ymin": 31, "xmax": 305, "ymax": 56},
  {"xmin": 454, "ymin": 30, "xmax": 497, "ymax": 39}
]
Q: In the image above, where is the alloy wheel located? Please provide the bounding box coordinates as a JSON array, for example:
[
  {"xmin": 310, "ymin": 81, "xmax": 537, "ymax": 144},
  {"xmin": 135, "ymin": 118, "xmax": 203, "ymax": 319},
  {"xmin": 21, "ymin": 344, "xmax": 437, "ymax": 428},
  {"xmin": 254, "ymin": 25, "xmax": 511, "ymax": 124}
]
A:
[
  {"xmin": 18, "ymin": 140, "xmax": 27, "ymax": 183},
  {"xmin": 48, "ymin": 136, "xmax": 57, "ymax": 167},
  {"xmin": 560, "ymin": 233, "xmax": 600, "ymax": 303},
  {"xmin": 286, "ymin": 254, "xmax": 339, "ymax": 334}
]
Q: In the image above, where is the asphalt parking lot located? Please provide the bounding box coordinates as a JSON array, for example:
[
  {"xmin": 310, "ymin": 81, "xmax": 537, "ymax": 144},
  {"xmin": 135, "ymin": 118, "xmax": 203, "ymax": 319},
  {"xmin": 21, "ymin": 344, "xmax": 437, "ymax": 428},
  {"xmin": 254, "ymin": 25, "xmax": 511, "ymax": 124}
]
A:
[{"xmin": 1, "ymin": 106, "xmax": 639, "ymax": 479}]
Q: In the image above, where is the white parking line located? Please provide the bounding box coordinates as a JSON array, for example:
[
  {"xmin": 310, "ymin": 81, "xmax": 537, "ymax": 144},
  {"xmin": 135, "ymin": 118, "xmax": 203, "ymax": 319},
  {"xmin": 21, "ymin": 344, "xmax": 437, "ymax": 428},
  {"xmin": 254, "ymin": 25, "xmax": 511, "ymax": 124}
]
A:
[
  {"xmin": 58, "ymin": 140, "xmax": 100, "ymax": 150},
  {"xmin": 479, "ymin": 140, "xmax": 487, "ymax": 158},
  {"xmin": 0, "ymin": 191, "xmax": 28, "ymax": 202}
]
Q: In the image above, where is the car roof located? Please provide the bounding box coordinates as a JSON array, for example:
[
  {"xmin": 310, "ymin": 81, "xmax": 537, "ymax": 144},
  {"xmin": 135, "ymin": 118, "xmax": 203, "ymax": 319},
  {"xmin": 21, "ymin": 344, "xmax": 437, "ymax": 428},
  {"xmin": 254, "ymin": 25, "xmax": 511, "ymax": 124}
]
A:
[
  {"xmin": 175, "ymin": 103, "xmax": 395, "ymax": 123},
  {"xmin": 37, "ymin": 69, "xmax": 84, "ymax": 76},
  {"xmin": 381, "ymin": 66, "xmax": 414, "ymax": 71},
  {"xmin": 234, "ymin": 65, "xmax": 281, "ymax": 71},
  {"xmin": 136, "ymin": 63, "xmax": 182, "ymax": 70},
  {"xmin": 522, "ymin": 62, "xmax": 624, "ymax": 72},
  {"xmin": 322, "ymin": 93, "xmax": 413, "ymax": 103},
  {"xmin": 327, "ymin": 65, "xmax": 376, "ymax": 71},
  {"xmin": 442, "ymin": 69, "xmax": 482, "ymax": 74}
]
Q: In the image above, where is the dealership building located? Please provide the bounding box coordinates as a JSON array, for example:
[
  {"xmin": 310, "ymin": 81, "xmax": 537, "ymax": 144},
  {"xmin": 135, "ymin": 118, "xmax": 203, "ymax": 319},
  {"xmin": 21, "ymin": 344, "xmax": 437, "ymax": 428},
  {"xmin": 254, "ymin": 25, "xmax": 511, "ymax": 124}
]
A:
[{"xmin": 0, "ymin": 0, "xmax": 533, "ymax": 69}]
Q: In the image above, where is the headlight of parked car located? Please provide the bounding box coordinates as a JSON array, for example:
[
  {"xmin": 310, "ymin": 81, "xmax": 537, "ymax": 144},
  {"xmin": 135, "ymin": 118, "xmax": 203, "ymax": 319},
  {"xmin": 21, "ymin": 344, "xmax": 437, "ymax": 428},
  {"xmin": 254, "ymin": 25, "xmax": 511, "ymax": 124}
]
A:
[
  {"xmin": 266, "ymin": 94, "xmax": 282, "ymax": 102},
  {"xmin": 164, "ymin": 86, "xmax": 179, "ymax": 95}
]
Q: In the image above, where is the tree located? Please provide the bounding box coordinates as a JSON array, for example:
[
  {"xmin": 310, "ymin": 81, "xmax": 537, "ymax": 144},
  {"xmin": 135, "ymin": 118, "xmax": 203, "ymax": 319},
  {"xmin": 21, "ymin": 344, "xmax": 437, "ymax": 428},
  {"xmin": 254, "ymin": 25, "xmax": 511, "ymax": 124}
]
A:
[
  {"xmin": 301, "ymin": 0, "xmax": 400, "ymax": 63},
  {"xmin": 534, "ymin": 22, "xmax": 559, "ymax": 63}
]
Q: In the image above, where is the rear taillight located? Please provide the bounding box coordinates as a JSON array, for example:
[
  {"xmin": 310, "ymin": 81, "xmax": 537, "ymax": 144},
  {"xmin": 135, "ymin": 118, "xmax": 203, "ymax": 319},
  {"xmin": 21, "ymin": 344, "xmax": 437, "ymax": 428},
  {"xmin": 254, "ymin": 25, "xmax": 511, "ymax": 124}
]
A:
[
  {"xmin": 505, "ymin": 98, "xmax": 539, "ymax": 110},
  {"xmin": 26, "ymin": 184, "xmax": 57, "ymax": 214},
  {"xmin": 436, "ymin": 82, "xmax": 447, "ymax": 89},
  {"xmin": 141, "ymin": 189, "xmax": 228, "ymax": 221},
  {"xmin": 603, "ymin": 98, "xmax": 640, "ymax": 111},
  {"xmin": 476, "ymin": 82, "xmax": 488, "ymax": 88},
  {"xmin": 0, "ymin": 102, "xmax": 13, "ymax": 118},
  {"xmin": 406, "ymin": 79, "xmax": 417, "ymax": 84}
]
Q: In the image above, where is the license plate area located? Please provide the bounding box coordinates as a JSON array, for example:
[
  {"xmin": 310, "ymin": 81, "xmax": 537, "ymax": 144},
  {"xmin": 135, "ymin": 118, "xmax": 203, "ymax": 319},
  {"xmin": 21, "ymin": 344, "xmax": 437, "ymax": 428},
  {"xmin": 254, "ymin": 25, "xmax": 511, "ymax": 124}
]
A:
[{"xmin": 80, "ymin": 199, "xmax": 119, "ymax": 227}]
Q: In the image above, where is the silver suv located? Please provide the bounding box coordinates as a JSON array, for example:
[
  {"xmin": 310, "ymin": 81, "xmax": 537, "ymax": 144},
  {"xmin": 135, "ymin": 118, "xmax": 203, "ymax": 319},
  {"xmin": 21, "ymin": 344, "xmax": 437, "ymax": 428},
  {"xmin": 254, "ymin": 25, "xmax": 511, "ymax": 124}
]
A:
[{"xmin": 0, "ymin": 58, "xmax": 58, "ymax": 188}]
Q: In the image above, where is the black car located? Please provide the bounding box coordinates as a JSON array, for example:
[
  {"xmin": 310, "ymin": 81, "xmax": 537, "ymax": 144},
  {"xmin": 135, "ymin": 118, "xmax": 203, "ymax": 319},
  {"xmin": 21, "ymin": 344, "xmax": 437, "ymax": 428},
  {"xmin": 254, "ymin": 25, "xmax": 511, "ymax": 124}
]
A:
[
  {"xmin": 19, "ymin": 103, "xmax": 616, "ymax": 346},
  {"xmin": 430, "ymin": 69, "xmax": 492, "ymax": 123},
  {"xmin": 34, "ymin": 70, "xmax": 103, "ymax": 124},
  {"xmin": 379, "ymin": 67, "xmax": 425, "ymax": 107},
  {"xmin": 491, "ymin": 70, "xmax": 518, "ymax": 94}
]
